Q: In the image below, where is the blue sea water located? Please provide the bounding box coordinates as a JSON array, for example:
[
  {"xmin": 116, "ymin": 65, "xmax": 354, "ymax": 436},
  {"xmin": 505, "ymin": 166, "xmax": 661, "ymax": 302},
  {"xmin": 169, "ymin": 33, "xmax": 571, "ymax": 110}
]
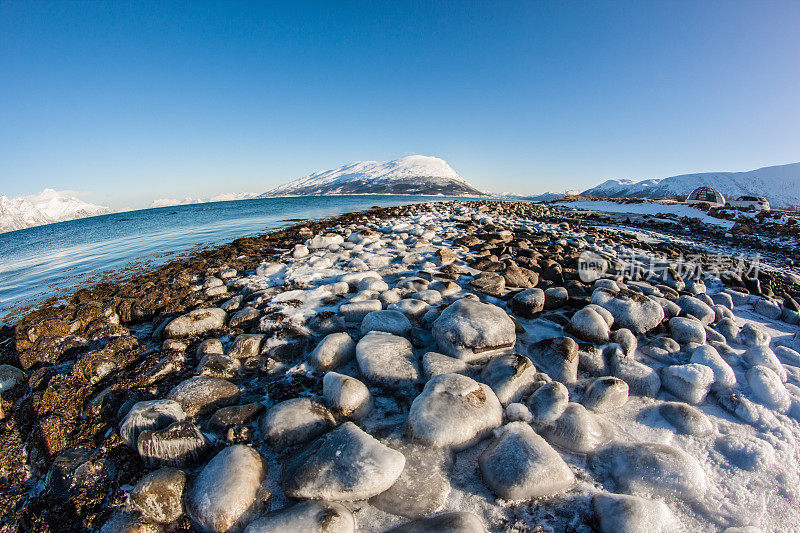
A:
[{"xmin": 0, "ymin": 195, "xmax": 464, "ymax": 322}]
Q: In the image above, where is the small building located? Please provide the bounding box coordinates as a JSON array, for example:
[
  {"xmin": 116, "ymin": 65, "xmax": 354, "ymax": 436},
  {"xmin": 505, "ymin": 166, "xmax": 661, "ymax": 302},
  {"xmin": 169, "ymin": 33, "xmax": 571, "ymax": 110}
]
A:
[{"xmin": 686, "ymin": 186, "xmax": 725, "ymax": 206}]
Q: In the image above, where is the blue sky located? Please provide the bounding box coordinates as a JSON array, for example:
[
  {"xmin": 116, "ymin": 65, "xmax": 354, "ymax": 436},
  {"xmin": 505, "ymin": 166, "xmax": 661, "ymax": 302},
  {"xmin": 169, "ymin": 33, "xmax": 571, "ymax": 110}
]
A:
[{"xmin": 1, "ymin": 1, "xmax": 799, "ymax": 209}]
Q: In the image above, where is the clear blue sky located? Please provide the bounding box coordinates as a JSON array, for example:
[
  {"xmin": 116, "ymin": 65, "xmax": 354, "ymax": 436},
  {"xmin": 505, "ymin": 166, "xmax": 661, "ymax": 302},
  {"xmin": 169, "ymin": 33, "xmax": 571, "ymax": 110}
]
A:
[{"xmin": 2, "ymin": 1, "xmax": 799, "ymax": 209}]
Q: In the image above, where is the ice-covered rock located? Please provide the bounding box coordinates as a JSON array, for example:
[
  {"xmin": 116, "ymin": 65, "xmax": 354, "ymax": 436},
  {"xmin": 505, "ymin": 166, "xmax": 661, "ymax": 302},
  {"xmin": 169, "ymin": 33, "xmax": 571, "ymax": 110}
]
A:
[
  {"xmin": 360, "ymin": 310, "xmax": 412, "ymax": 337},
  {"xmin": 608, "ymin": 347, "xmax": 661, "ymax": 397},
  {"xmin": 775, "ymin": 345, "xmax": 800, "ymax": 367},
  {"xmin": 407, "ymin": 373, "xmax": 503, "ymax": 451},
  {"xmin": 243, "ymin": 501, "xmax": 355, "ymax": 533},
  {"xmin": 610, "ymin": 328, "xmax": 637, "ymax": 357},
  {"xmin": 307, "ymin": 234, "xmax": 345, "ymax": 250},
  {"xmin": 660, "ymin": 363, "xmax": 714, "ymax": 404},
  {"xmin": 167, "ymin": 376, "xmax": 240, "ymax": 417},
  {"xmin": 323, "ymin": 372, "xmax": 372, "ymax": 419},
  {"xmin": 505, "ymin": 402, "xmax": 533, "ymax": 423},
  {"xmin": 583, "ymin": 377, "xmax": 629, "ymax": 413},
  {"xmin": 715, "ymin": 434, "xmax": 775, "ymax": 471},
  {"xmin": 746, "ymin": 365, "xmax": 791, "ymax": 412},
  {"xmin": 0, "ymin": 364, "xmax": 26, "ymax": 393},
  {"xmin": 754, "ymin": 299, "xmax": 782, "ymax": 320},
  {"xmin": 186, "ymin": 445, "xmax": 266, "ymax": 533},
  {"xmin": 544, "ymin": 286, "xmax": 569, "ymax": 309},
  {"xmin": 370, "ymin": 438, "xmax": 453, "ymax": 518},
  {"xmin": 432, "ymin": 299, "xmax": 516, "ymax": 361},
  {"xmin": 137, "ymin": 420, "xmax": 208, "ymax": 467},
  {"xmin": 282, "ymin": 422, "xmax": 405, "ymax": 500},
  {"xmin": 340, "ymin": 299, "xmax": 382, "ymax": 322},
  {"xmin": 355, "ymin": 331, "xmax": 419, "ymax": 390},
  {"xmin": 388, "ymin": 299, "xmax": 430, "ymax": 321},
  {"xmin": 479, "ymin": 354, "xmax": 537, "ymax": 406},
  {"xmin": 568, "ymin": 307, "xmax": 610, "ymax": 343},
  {"xmin": 594, "ymin": 442, "xmax": 707, "ymax": 499},
  {"xmin": 388, "ymin": 512, "xmax": 487, "ymax": 533},
  {"xmin": 716, "ymin": 318, "xmax": 740, "ymax": 344},
  {"xmin": 541, "ymin": 403, "xmax": 615, "ymax": 454},
  {"xmin": 508, "ymin": 288, "xmax": 545, "ymax": 319},
  {"xmin": 669, "ymin": 317, "xmax": 706, "ymax": 345},
  {"xmin": 591, "ymin": 288, "xmax": 664, "ymax": 334},
  {"xmin": 677, "ymin": 295, "xmax": 715, "ymax": 325},
  {"xmin": 592, "ymin": 492, "xmax": 678, "ymax": 533},
  {"xmin": 690, "ymin": 345, "xmax": 736, "ymax": 389},
  {"xmin": 528, "ymin": 337, "xmax": 579, "ymax": 384},
  {"xmin": 119, "ymin": 400, "xmax": 186, "ymax": 449},
  {"xmin": 99, "ymin": 513, "xmax": 163, "ymax": 533},
  {"xmin": 308, "ymin": 332, "xmax": 355, "ymax": 370},
  {"xmin": 527, "ymin": 381, "xmax": 569, "ymax": 424},
  {"xmin": 738, "ymin": 323, "xmax": 771, "ymax": 347},
  {"xmin": 658, "ymin": 401, "xmax": 714, "ymax": 437},
  {"xmin": 209, "ymin": 403, "xmax": 264, "ymax": 432},
  {"xmin": 227, "ymin": 334, "xmax": 264, "ymax": 359},
  {"xmin": 421, "ymin": 351, "xmax": 471, "ymax": 380},
  {"xmin": 479, "ymin": 422, "xmax": 575, "ymax": 500},
  {"xmin": 259, "ymin": 398, "xmax": 336, "ymax": 448},
  {"xmin": 164, "ymin": 308, "xmax": 227, "ymax": 339},
  {"xmin": 229, "ymin": 307, "xmax": 260, "ymax": 329},
  {"xmin": 742, "ymin": 346, "xmax": 787, "ymax": 382},
  {"xmin": 130, "ymin": 467, "xmax": 186, "ymax": 524}
]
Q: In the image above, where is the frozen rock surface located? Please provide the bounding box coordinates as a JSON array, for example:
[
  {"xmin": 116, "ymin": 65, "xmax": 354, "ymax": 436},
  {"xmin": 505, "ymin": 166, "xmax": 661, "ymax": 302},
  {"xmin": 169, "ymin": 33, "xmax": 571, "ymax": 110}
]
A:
[
  {"xmin": 186, "ymin": 445, "xmax": 265, "ymax": 533},
  {"xmin": 527, "ymin": 381, "xmax": 569, "ymax": 423},
  {"xmin": 282, "ymin": 422, "xmax": 405, "ymax": 500},
  {"xmin": 259, "ymin": 398, "xmax": 336, "ymax": 448},
  {"xmin": 137, "ymin": 420, "xmax": 207, "ymax": 467},
  {"xmin": 166, "ymin": 376, "xmax": 240, "ymax": 417},
  {"xmin": 388, "ymin": 512, "xmax": 487, "ymax": 533},
  {"xmin": 432, "ymin": 299, "xmax": 516, "ymax": 361},
  {"xmin": 407, "ymin": 373, "xmax": 503, "ymax": 450},
  {"xmin": 541, "ymin": 403, "xmax": 615, "ymax": 454},
  {"xmin": 659, "ymin": 401, "xmax": 714, "ymax": 436},
  {"xmin": 583, "ymin": 377, "xmax": 629, "ymax": 413},
  {"xmin": 130, "ymin": 467, "xmax": 186, "ymax": 524},
  {"xmin": 660, "ymin": 363, "xmax": 714, "ymax": 404},
  {"xmin": 479, "ymin": 354, "xmax": 537, "ymax": 406},
  {"xmin": 244, "ymin": 501, "xmax": 355, "ymax": 533},
  {"xmin": 308, "ymin": 332, "xmax": 355, "ymax": 370},
  {"xmin": 480, "ymin": 422, "xmax": 575, "ymax": 500},
  {"xmin": 119, "ymin": 400, "xmax": 186, "ymax": 449},
  {"xmin": 323, "ymin": 371, "xmax": 372, "ymax": 419},
  {"xmin": 355, "ymin": 331, "xmax": 419, "ymax": 390},
  {"xmin": 360, "ymin": 310, "xmax": 412, "ymax": 337},
  {"xmin": 164, "ymin": 308, "xmax": 227, "ymax": 339},
  {"xmin": 592, "ymin": 492, "xmax": 678, "ymax": 533},
  {"xmin": 591, "ymin": 288, "xmax": 664, "ymax": 334},
  {"xmin": 594, "ymin": 442, "xmax": 708, "ymax": 499},
  {"xmin": 569, "ymin": 307, "xmax": 611, "ymax": 343}
]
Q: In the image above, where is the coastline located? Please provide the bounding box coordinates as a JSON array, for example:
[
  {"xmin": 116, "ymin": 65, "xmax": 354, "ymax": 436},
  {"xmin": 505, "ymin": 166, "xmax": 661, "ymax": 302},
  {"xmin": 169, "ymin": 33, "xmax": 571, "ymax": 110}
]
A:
[{"xmin": 2, "ymin": 200, "xmax": 800, "ymax": 531}]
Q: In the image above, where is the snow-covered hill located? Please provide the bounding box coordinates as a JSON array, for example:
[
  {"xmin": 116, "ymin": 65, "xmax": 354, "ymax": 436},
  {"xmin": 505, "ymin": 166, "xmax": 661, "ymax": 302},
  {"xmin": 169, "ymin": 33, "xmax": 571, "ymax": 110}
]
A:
[
  {"xmin": 0, "ymin": 189, "xmax": 110, "ymax": 233},
  {"xmin": 260, "ymin": 155, "xmax": 485, "ymax": 197},
  {"xmin": 582, "ymin": 162, "xmax": 800, "ymax": 208}
]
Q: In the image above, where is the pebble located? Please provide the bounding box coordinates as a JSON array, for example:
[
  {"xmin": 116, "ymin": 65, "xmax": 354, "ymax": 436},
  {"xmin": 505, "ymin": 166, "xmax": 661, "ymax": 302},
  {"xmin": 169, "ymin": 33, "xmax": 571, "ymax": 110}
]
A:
[
  {"xmin": 308, "ymin": 332, "xmax": 356, "ymax": 370},
  {"xmin": 360, "ymin": 310, "xmax": 412, "ymax": 337},
  {"xmin": 164, "ymin": 308, "xmax": 227, "ymax": 339},
  {"xmin": 583, "ymin": 377, "xmax": 629, "ymax": 413},
  {"xmin": 355, "ymin": 331, "xmax": 419, "ymax": 390},
  {"xmin": 119, "ymin": 400, "xmax": 186, "ymax": 449},
  {"xmin": 508, "ymin": 288, "xmax": 545, "ymax": 319},
  {"xmin": 432, "ymin": 299, "xmax": 516, "ymax": 361},
  {"xmin": 166, "ymin": 376, "xmax": 240, "ymax": 417},
  {"xmin": 669, "ymin": 317, "xmax": 707, "ymax": 345},
  {"xmin": 541, "ymin": 403, "xmax": 615, "ymax": 454},
  {"xmin": 137, "ymin": 420, "xmax": 208, "ymax": 467},
  {"xmin": 479, "ymin": 354, "xmax": 538, "ymax": 406},
  {"xmin": 529, "ymin": 337, "xmax": 579, "ymax": 384},
  {"xmin": 591, "ymin": 288, "xmax": 664, "ymax": 334},
  {"xmin": 259, "ymin": 398, "xmax": 336, "ymax": 448},
  {"xmin": 323, "ymin": 372, "xmax": 373, "ymax": 419},
  {"xmin": 568, "ymin": 307, "xmax": 610, "ymax": 343},
  {"xmin": 527, "ymin": 381, "xmax": 569, "ymax": 424}
]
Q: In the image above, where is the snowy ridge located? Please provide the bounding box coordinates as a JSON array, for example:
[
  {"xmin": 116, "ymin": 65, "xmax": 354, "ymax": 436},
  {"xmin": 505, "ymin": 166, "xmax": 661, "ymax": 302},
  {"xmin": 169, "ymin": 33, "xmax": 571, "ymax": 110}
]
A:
[
  {"xmin": 260, "ymin": 155, "xmax": 485, "ymax": 197},
  {"xmin": 583, "ymin": 162, "xmax": 800, "ymax": 208},
  {"xmin": 0, "ymin": 189, "xmax": 111, "ymax": 233}
]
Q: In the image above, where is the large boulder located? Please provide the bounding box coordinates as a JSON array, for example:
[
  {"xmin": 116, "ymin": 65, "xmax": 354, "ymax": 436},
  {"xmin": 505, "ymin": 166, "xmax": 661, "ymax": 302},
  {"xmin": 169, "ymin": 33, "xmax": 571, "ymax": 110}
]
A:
[
  {"xmin": 164, "ymin": 308, "xmax": 227, "ymax": 339},
  {"xmin": 479, "ymin": 422, "xmax": 575, "ymax": 500},
  {"xmin": 282, "ymin": 422, "xmax": 405, "ymax": 501},
  {"xmin": 432, "ymin": 299, "xmax": 516, "ymax": 361},
  {"xmin": 186, "ymin": 445, "xmax": 266, "ymax": 533},
  {"xmin": 407, "ymin": 373, "xmax": 503, "ymax": 451}
]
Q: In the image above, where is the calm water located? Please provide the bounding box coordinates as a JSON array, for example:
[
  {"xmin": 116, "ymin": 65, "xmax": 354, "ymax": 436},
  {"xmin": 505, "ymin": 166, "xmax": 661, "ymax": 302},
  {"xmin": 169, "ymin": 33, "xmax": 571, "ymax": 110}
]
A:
[{"xmin": 0, "ymin": 195, "xmax": 460, "ymax": 322}]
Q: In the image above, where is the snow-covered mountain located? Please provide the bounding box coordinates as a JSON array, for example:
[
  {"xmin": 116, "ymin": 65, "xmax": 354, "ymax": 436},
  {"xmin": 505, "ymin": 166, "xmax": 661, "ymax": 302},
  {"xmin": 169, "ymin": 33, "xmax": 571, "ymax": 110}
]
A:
[
  {"xmin": 582, "ymin": 162, "xmax": 800, "ymax": 208},
  {"xmin": 0, "ymin": 189, "xmax": 111, "ymax": 233},
  {"xmin": 260, "ymin": 155, "xmax": 485, "ymax": 197}
]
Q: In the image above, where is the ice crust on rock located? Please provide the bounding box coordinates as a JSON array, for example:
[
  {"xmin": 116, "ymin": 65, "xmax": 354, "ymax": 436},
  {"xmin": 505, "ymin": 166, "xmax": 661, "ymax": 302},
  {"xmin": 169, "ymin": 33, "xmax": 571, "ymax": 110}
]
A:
[
  {"xmin": 308, "ymin": 332, "xmax": 355, "ymax": 370},
  {"xmin": 388, "ymin": 512, "xmax": 487, "ymax": 533},
  {"xmin": 360, "ymin": 309, "xmax": 412, "ymax": 337},
  {"xmin": 119, "ymin": 400, "xmax": 186, "ymax": 449},
  {"xmin": 164, "ymin": 308, "xmax": 227, "ymax": 339},
  {"xmin": 479, "ymin": 422, "xmax": 575, "ymax": 500},
  {"xmin": 742, "ymin": 346, "xmax": 787, "ymax": 382},
  {"xmin": 166, "ymin": 376, "xmax": 240, "ymax": 417},
  {"xmin": 244, "ymin": 501, "xmax": 355, "ymax": 533},
  {"xmin": 746, "ymin": 365, "xmax": 791, "ymax": 412},
  {"xmin": 541, "ymin": 403, "xmax": 615, "ymax": 454},
  {"xmin": 690, "ymin": 344, "xmax": 736, "ymax": 389},
  {"xmin": 355, "ymin": 331, "xmax": 419, "ymax": 390},
  {"xmin": 407, "ymin": 373, "xmax": 503, "ymax": 450},
  {"xmin": 323, "ymin": 371, "xmax": 372, "ymax": 419},
  {"xmin": 569, "ymin": 307, "xmax": 610, "ymax": 343},
  {"xmin": 669, "ymin": 317, "xmax": 707, "ymax": 345},
  {"xmin": 186, "ymin": 445, "xmax": 265, "ymax": 533},
  {"xmin": 592, "ymin": 492, "xmax": 678, "ymax": 533},
  {"xmin": 130, "ymin": 467, "xmax": 186, "ymax": 524},
  {"xmin": 137, "ymin": 420, "xmax": 208, "ymax": 467},
  {"xmin": 527, "ymin": 381, "xmax": 569, "ymax": 424},
  {"xmin": 479, "ymin": 354, "xmax": 537, "ymax": 406},
  {"xmin": 421, "ymin": 351, "xmax": 471, "ymax": 380},
  {"xmin": 658, "ymin": 401, "xmax": 714, "ymax": 436},
  {"xmin": 591, "ymin": 288, "xmax": 664, "ymax": 334},
  {"xmin": 660, "ymin": 363, "xmax": 715, "ymax": 404},
  {"xmin": 528, "ymin": 336, "xmax": 579, "ymax": 384},
  {"xmin": 259, "ymin": 398, "xmax": 336, "ymax": 448},
  {"xmin": 282, "ymin": 422, "xmax": 405, "ymax": 500},
  {"xmin": 432, "ymin": 299, "xmax": 516, "ymax": 361},
  {"xmin": 583, "ymin": 377, "xmax": 629, "ymax": 413},
  {"xmin": 594, "ymin": 442, "xmax": 707, "ymax": 499}
]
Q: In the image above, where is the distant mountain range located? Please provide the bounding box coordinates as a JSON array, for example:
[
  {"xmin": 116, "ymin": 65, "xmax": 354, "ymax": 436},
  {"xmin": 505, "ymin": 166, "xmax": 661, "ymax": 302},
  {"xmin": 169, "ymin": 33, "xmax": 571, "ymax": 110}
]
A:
[
  {"xmin": 0, "ymin": 189, "xmax": 110, "ymax": 233},
  {"xmin": 581, "ymin": 162, "xmax": 800, "ymax": 208},
  {"xmin": 259, "ymin": 155, "xmax": 485, "ymax": 197}
]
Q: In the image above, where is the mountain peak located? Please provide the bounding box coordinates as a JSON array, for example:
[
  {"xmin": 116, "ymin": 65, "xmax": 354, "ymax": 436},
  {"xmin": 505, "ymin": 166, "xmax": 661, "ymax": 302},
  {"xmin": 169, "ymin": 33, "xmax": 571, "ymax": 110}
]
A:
[{"xmin": 260, "ymin": 155, "xmax": 482, "ymax": 197}]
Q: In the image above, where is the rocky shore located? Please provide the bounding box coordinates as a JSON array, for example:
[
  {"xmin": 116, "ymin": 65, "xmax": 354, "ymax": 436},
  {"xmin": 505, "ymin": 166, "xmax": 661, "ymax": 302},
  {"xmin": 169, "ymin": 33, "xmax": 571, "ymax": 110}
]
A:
[{"xmin": 2, "ymin": 200, "xmax": 800, "ymax": 532}]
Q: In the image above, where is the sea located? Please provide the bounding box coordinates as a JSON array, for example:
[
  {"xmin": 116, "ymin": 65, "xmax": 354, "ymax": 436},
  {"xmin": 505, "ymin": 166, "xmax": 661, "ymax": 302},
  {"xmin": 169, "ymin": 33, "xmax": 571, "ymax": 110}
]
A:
[{"xmin": 0, "ymin": 195, "xmax": 473, "ymax": 323}]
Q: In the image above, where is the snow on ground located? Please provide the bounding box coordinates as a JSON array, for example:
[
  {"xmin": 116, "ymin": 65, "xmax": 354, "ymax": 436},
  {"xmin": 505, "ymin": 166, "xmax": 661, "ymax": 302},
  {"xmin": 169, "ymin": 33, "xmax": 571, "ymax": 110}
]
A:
[{"xmin": 554, "ymin": 199, "xmax": 737, "ymax": 229}]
